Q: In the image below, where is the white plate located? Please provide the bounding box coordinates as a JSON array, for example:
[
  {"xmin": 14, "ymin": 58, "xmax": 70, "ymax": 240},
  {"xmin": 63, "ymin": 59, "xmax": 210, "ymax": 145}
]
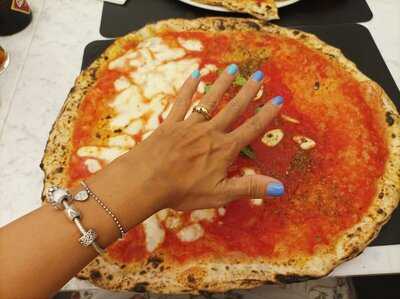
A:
[{"xmin": 178, "ymin": 0, "xmax": 301, "ymax": 12}]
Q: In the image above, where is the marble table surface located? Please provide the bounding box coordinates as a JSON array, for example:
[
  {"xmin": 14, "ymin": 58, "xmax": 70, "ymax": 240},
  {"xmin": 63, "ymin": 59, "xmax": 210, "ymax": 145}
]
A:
[{"xmin": 0, "ymin": 0, "xmax": 399, "ymax": 291}]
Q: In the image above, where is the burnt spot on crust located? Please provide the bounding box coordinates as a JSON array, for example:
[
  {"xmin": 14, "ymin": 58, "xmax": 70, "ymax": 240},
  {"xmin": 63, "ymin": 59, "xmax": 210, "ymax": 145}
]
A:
[
  {"xmin": 139, "ymin": 270, "xmax": 146, "ymax": 275},
  {"xmin": 299, "ymin": 34, "xmax": 308, "ymax": 39},
  {"xmin": 386, "ymin": 112, "xmax": 395, "ymax": 126},
  {"xmin": 292, "ymin": 30, "xmax": 300, "ymax": 36},
  {"xmin": 392, "ymin": 133, "xmax": 396, "ymax": 139},
  {"xmin": 245, "ymin": 21, "xmax": 261, "ymax": 31},
  {"xmin": 187, "ymin": 274, "xmax": 196, "ymax": 284},
  {"xmin": 275, "ymin": 274, "xmax": 317, "ymax": 283},
  {"xmin": 314, "ymin": 81, "xmax": 320, "ymax": 91},
  {"xmin": 130, "ymin": 282, "xmax": 149, "ymax": 293},
  {"xmin": 147, "ymin": 255, "xmax": 163, "ymax": 268},
  {"xmin": 107, "ymin": 274, "xmax": 113, "ymax": 281},
  {"xmin": 55, "ymin": 167, "xmax": 64, "ymax": 173},
  {"xmin": 215, "ymin": 19, "xmax": 225, "ymax": 31},
  {"xmin": 378, "ymin": 192, "xmax": 384, "ymax": 199},
  {"xmin": 90, "ymin": 270, "xmax": 102, "ymax": 280},
  {"xmin": 377, "ymin": 208, "xmax": 385, "ymax": 214}
]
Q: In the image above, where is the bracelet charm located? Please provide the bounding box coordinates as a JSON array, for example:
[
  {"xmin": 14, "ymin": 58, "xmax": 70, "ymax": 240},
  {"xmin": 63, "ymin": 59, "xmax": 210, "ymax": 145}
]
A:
[{"xmin": 46, "ymin": 186, "xmax": 105, "ymax": 255}]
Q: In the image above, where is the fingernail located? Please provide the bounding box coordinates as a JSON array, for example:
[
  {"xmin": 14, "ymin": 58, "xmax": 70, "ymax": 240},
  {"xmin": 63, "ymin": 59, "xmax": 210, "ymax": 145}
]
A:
[
  {"xmin": 192, "ymin": 69, "xmax": 201, "ymax": 79},
  {"xmin": 271, "ymin": 95, "xmax": 284, "ymax": 106},
  {"xmin": 266, "ymin": 182, "xmax": 284, "ymax": 197},
  {"xmin": 227, "ymin": 64, "xmax": 238, "ymax": 75},
  {"xmin": 251, "ymin": 70, "xmax": 264, "ymax": 82}
]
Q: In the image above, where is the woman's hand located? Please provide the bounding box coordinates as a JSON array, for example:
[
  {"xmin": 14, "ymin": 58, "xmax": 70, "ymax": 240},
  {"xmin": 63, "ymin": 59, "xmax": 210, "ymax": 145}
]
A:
[
  {"xmin": 97, "ymin": 64, "xmax": 284, "ymax": 214},
  {"xmin": 0, "ymin": 65, "xmax": 284, "ymax": 299}
]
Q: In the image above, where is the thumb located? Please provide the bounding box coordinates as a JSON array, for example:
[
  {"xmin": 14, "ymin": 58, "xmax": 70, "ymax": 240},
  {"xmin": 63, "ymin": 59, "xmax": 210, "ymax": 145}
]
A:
[{"xmin": 219, "ymin": 174, "xmax": 285, "ymax": 201}]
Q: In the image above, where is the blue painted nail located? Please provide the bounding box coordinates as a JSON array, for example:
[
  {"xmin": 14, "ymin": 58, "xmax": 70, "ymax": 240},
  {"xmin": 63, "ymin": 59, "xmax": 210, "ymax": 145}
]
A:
[
  {"xmin": 271, "ymin": 96, "xmax": 284, "ymax": 106},
  {"xmin": 227, "ymin": 64, "xmax": 238, "ymax": 75},
  {"xmin": 251, "ymin": 70, "xmax": 264, "ymax": 82},
  {"xmin": 192, "ymin": 70, "xmax": 201, "ymax": 79},
  {"xmin": 266, "ymin": 182, "xmax": 284, "ymax": 197}
]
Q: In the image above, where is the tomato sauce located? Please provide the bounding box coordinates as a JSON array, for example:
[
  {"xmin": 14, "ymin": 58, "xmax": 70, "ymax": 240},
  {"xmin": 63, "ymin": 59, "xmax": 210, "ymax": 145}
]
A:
[{"xmin": 70, "ymin": 30, "xmax": 388, "ymax": 263}]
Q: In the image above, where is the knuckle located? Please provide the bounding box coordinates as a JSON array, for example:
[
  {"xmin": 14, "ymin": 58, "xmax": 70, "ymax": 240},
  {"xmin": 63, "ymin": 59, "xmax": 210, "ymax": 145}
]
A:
[
  {"xmin": 229, "ymin": 98, "xmax": 242, "ymax": 112},
  {"xmin": 249, "ymin": 117, "xmax": 263, "ymax": 132},
  {"xmin": 247, "ymin": 176, "xmax": 260, "ymax": 198}
]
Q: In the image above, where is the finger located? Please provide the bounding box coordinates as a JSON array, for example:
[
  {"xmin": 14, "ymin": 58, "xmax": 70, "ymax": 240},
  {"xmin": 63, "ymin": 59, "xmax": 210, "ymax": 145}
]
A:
[
  {"xmin": 189, "ymin": 64, "xmax": 238, "ymax": 122},
  {"xmin": 165, "ymin": 70, "xmax": 201, "ymax": 123},
  {"xmin": 230, "ymin": 96, "xmax": 284, "ymax": 149},
  {"xmin": 218, "ymin": 175, "xmax": 284, "ymax": 203},
  {"xmin": 212, "ymin": 70, "xmax": 264, "ymax": 131}
]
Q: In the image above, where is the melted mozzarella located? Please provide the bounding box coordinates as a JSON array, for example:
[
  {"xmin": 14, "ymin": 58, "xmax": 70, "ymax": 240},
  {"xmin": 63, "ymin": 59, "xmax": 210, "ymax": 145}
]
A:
[
  {"xmin": 108, "ymin": 135, "xmax": 136, "ymax": 148},
  {"xmin": 114, "ymin": 76, "xmax": 131, "ymax": 91},
  {"xmin": 190, "ymin": 209, "xmax": 216, "ymax": 222},
  {"xmin": 109, "ymin": 85, "xmax": 148, "ymax": 129},
  {"xmin": 108, "ymin": 50, "xmax": 138, "ymax": 70},
  {"xmin": 84, "ymin": 159, "xmax": 102, "ymax": 174},
  {"xmin": 77, "ymin": 146, "xmax": 127, "ymax": 163},
  {"xmin": 200, "ymin": 64, "xmax": 218, "ymax": 76},
  {"xmin": 143, "ymin": 215, "xmax": 165, "ymax": 252},
  {"xmin": 165, "ymin": 215, "xmax": 182, "ymax": 230},
  {"xmin": 123, "ymin": 119, "xmax": 143, "ymax": 135},
  {"xmin": 178, "ymin": 37, "xmax": 204, "ymax": 52},
  {"xmin": 156, "ymin": 209, "xmax": 169, "ymax": 221},
  {"xmin": 131, "ymin": 58, "xmax": 199, "ymax": 99},
  {"xmin": 177, "ymin": 223, "xmax": 204, "ymax": 242}
]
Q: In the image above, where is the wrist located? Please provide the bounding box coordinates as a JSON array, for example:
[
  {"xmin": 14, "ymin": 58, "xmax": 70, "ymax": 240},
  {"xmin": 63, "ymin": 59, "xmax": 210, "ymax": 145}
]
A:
[{"xmin": 84, "ymin": 157, "xmax": 164, "ymax": 231}]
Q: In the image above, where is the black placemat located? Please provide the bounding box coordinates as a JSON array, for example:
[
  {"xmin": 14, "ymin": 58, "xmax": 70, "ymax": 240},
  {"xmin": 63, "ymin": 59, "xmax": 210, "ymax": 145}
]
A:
[
  {"xmin": 100, "ymin": 0, "xmax": 372, "ymax": 38},
  {"xmin": 81, "ymin": 24, "xmax": 400, "ymax": 247}
]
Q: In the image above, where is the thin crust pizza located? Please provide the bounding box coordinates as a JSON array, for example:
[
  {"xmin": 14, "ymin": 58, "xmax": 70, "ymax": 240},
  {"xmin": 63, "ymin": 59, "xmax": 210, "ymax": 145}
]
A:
[
  {"xmin": 193, "ymin": 0, "xmax": 279, "ymax": 20},
  {"xmin": 41, "ymin": 18, "xmax": 400, "ymax": 293}
]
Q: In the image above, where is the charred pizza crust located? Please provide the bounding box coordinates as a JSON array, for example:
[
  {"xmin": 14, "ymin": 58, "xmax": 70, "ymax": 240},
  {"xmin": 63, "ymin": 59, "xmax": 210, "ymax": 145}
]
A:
[
  {"xmin": 41, "ymin": 18, "xmax": 400, "ymax": 293},
  {"xmin": 193, "ymin": 0, "xmax": 279, "ymax": 20}
]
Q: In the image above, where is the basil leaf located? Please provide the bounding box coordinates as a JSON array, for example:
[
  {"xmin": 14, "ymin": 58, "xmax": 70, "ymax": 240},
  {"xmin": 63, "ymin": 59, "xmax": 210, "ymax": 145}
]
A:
[
  {"xmin": 240, "ymin": 145, "xmax": 256, "ymax": 160},
  {"xmin": 234, "ymin": 74, "xmax": 247, "ymax": 86}
]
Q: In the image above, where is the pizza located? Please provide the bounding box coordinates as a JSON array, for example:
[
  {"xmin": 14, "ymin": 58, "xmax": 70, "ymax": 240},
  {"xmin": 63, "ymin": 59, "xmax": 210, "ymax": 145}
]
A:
[
  {"xmin": 192, "ymin": 0, "xmax": 279, "ymax": 20},
  {"xmin": 41, "ymin": 18, "xmax": 400, "ymax": 293}
]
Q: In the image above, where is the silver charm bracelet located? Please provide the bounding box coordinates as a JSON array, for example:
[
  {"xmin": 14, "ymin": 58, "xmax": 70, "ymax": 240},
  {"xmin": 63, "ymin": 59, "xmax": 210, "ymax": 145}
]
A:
[{"xmin": 46, "ymin": 186, "xmax": 105, "ymax": 255}]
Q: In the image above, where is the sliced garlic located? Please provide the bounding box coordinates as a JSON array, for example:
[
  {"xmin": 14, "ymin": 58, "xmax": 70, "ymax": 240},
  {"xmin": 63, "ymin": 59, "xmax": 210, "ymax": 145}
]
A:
[
  {"xmin": 241, "ymin": 167, "xmax": 256, "ymax": 176},
  {"xmin": 293, "ymin": 135, "xmax": 316, "ymax": 150},
  {"xmin": 281, "ymin": 114, "xmax": 300, "ymax": 124},
  {"xmin": 254, "ymin": 86, "xmax": 264, "ymax": 101},
  {"xmin": 217, "ymin": 207, "xmax": 226, "ymax": 216},
  {"xmin": 261, "ymin": 129, "xmax": 284, "ymax": 147}
]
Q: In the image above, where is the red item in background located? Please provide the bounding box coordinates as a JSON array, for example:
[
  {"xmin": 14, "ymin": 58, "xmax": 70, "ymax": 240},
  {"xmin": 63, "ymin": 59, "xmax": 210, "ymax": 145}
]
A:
[
  {"xmin": 0, "ymin": 0, "xmax": 32, "ymax": 36},
  {"xmin": 11, "ymin": 0, "xmax": 31, "ymax": 14}
]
